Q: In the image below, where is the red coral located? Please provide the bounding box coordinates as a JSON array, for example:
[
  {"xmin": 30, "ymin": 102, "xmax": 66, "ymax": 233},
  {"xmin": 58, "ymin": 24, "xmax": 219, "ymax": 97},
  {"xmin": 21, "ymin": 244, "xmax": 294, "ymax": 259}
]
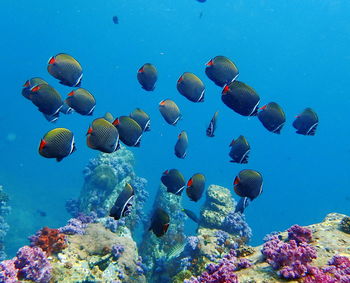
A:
[{"xmin": 31, "ymin": 227, "xmax": 67, "ymax": 255}]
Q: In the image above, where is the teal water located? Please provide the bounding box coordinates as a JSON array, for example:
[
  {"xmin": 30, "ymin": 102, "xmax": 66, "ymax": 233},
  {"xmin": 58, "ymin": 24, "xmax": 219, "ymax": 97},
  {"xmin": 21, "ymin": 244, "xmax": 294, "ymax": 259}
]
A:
[{"xmin": 1, "ymin": 0, "xmax": 350, "ymax": 257}]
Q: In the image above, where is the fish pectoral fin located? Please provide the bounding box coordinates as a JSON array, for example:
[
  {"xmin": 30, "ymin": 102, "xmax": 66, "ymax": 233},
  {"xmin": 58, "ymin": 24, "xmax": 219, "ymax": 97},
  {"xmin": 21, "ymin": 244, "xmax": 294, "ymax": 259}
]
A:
[{"xmin": 56, "ymin": 157, "xmax": 64, "ymax": 162}]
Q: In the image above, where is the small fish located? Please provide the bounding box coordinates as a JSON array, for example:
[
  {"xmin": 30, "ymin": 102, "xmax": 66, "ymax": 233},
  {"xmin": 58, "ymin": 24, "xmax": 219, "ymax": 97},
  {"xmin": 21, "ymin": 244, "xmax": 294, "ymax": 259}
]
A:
[
  {"xmin": 103, "ymin": 112, "xmax": 114, "ymax": 123},
  {"xmin": 38, "ymin": 128, "xmax": 76, "ymax": 162},
  {"xmin": 109, "ymin": 183, "xmax": 134, "ymax": 220},
  {"xmin": 167, "ymin": 242, "xmax": 186, "ymax": 260},
  {"xmin": 293, "ymin": 108, "xmax": 318, "ymax": 136},
  {"xmin": 182, "ymin": 209, "xmax": 199, "ymax": 223},
  {"xmin": 229, "ymin": 135, "xmax": 250, "ymax": 164},
  {"xmin": 159, "ymin": 99, "xmax": 182, "ymax": 125},
  {"xmin": 221, "ymin": 81, "xmax": 260, "ymax": 116},
  {"xmin": 137, "ymin": 63, "xmax": 157, "ymax": 91},
  {"xmin": 149, "ymin": 208, "xmax": 170, "ymax": 237},
  {"xmin": 36, "ymin": 210, "xmax": 47, "ymax": 217},
  {"xmin": 186, "ymin": 173, "xmax": 205, "ymax": 202},
  {"xmin": 161, "ymin": 169, "xmax": 186, "ymax": 195},
  {"xmin": 47, "ymin": 53, "xmax": 83, "ymax": 87},
  {"xmin": 22, "ymin": 78, "xmax": 48, "ymax": 100},
  {"xmin": 87, "ymin": 118, "xmax": 120, "ymax": 153},
  {"xmin": 112, "ymin": 16, "xmax": 119, "ymax": 24},
  {"xmin": 258, "ymin": 102, "xmax": 286, "ymax": 134},
  {"xmin": 177, "ymin": 72, "xmax": 205, "ymax": 102},
  {"xmin": 234, "ymin": 197, "xmax": 250, "ymax": 214},
  {"xmin": 175, "ymin": 131, "xmax": 188, "ymax": 159},
  {"xmin": 113, "ymin": 116, "xmax": 143, "ymax": 147},
  {"xmin": 29, "ymin": 84, "xmax": 63, "ymax": 122},
  {"xmin": 199, "ymin": 11, "xmax": 203, "ymax": 19},
  {"xmin": 206, "ymin": 111, "xmax": 219, "ymax": 137},
  {"xmin": 205, "ymin": 56, "xmax": 239, "ymax": 87},
  {"xmin": 65, "ymin": 88, "xmax": 96, "ymax": 116},
  {"xmin": 130, "ymin": 108, "xmax": 151, "ymax": 132},
  {"xmin": 234, "ymin": 169, "xmax": 263, "ymax": 201}
]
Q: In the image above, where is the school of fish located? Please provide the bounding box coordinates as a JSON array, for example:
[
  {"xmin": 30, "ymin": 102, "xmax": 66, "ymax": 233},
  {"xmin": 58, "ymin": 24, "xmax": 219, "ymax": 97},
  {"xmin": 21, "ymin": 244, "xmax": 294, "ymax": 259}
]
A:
[{"xmin": 22, "ymin": 51, "xmax": 318, "ymax": 237}]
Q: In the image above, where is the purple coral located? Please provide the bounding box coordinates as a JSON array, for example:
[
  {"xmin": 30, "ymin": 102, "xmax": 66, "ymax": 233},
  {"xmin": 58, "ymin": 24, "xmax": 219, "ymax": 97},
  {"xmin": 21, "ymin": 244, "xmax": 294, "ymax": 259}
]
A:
[
  {"xmin": 0, "ymin": 259, "xmax": 18, "ymax": 283},
  {"xmin": 215, "ymin": 230, "xmax": 230, "ymax": 246},
  {"xmin": 304, "ymin": 255, "xmax": 350, "ymax": 282},
  {"xmin": 287, "ymin": 225, "xmax": 313, "ymax": 243},
  {"xmin": 14, "ymin": 246, "xmax": 52, "ymax": 283},
  {"xmin": 222, "ymin": 211, "xmax": 252, "ymax": 241},
  {"xmin": 262, "ymin": 234, "xmax": 317, "ymax": 279},
  {"xmin": 186, "ymin": 250, "xmax": 251, "ymax": 283},
  {"xmin": 104, "ymin": 218, "xmax": 121, "ymax": 233},
  {"xmin": 111, "ymin": 244, "xmax": 125, "ymax": 260},
  {"xmin": 59, "ymin": 218, "xmax": 87, "ymax": 235},
  {"xmin": 76, "ymin": 212, "xmax": 97, "ymax": 224}
]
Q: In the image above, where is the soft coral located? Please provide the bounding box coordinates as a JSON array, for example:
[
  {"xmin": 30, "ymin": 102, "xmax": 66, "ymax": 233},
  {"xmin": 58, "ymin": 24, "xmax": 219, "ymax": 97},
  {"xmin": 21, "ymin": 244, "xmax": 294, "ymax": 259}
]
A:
[{"xmin": 30, "ymin": 227, "xmax": 67, "ymax": 255}]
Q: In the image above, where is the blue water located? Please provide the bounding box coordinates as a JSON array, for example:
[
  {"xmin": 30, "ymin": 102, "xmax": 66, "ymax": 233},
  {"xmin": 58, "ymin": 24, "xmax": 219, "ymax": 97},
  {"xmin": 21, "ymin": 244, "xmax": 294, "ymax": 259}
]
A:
[{"xmin": 1, "ymin": 0, "xmax": 350, "ymax": 257}]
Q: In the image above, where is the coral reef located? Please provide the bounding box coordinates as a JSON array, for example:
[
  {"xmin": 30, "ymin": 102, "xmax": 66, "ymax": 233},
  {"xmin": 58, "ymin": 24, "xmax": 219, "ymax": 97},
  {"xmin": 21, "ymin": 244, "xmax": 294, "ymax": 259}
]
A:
[
  {"xmin": 70, "ymin": 147, "xmax": 149, "ymax": 232},
  {"xmin": 51, "ymin": 223, "xmax": 146, "ymax": 282},
  {"xmin": 174, "ymin": 213, "xmax": 350, "ymax": 282},
  {"xmin": 139, "ymin": 184, "xmax": 186, "ymax": 282},
  {"xmin": 0, "ymin": 185, "xmax": 10, "ymax": 261},
  {"xmin": 29, "ymin": 227, "xmax": 67, "ymax": 255}
]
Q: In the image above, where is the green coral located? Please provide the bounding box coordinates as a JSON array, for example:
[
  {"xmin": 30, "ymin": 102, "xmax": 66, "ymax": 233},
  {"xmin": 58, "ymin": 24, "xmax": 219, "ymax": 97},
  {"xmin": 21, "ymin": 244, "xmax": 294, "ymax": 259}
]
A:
[
  {"xmin": 339, "ymin": 216, "xmax": 350, "ymax": 234},
  {"xmin": 172, "ymin": 269, "xmax": 193, "ymax": 283}
]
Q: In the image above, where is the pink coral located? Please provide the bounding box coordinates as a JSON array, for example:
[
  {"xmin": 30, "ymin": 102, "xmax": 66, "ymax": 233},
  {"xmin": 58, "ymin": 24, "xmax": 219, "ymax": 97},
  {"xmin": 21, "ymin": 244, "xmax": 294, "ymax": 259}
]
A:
[
  {"xmin": 262, "ymin": 235, "xmax": 317, "ymax": 279},
  {"xmin": 287, "ymin": 224, "xmax": 313, "ymax": 243},
  {"xmin": 185, "ymin": 250, "xmax": 251, "ymax": 283}
]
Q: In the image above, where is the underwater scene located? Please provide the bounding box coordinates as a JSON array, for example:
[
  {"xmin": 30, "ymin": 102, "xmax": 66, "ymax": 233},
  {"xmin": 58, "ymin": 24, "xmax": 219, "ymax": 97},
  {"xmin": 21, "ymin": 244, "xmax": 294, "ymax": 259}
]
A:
[{"xmin": 1, "ymin": 0, "xmax": 350, "ymax": 282}]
